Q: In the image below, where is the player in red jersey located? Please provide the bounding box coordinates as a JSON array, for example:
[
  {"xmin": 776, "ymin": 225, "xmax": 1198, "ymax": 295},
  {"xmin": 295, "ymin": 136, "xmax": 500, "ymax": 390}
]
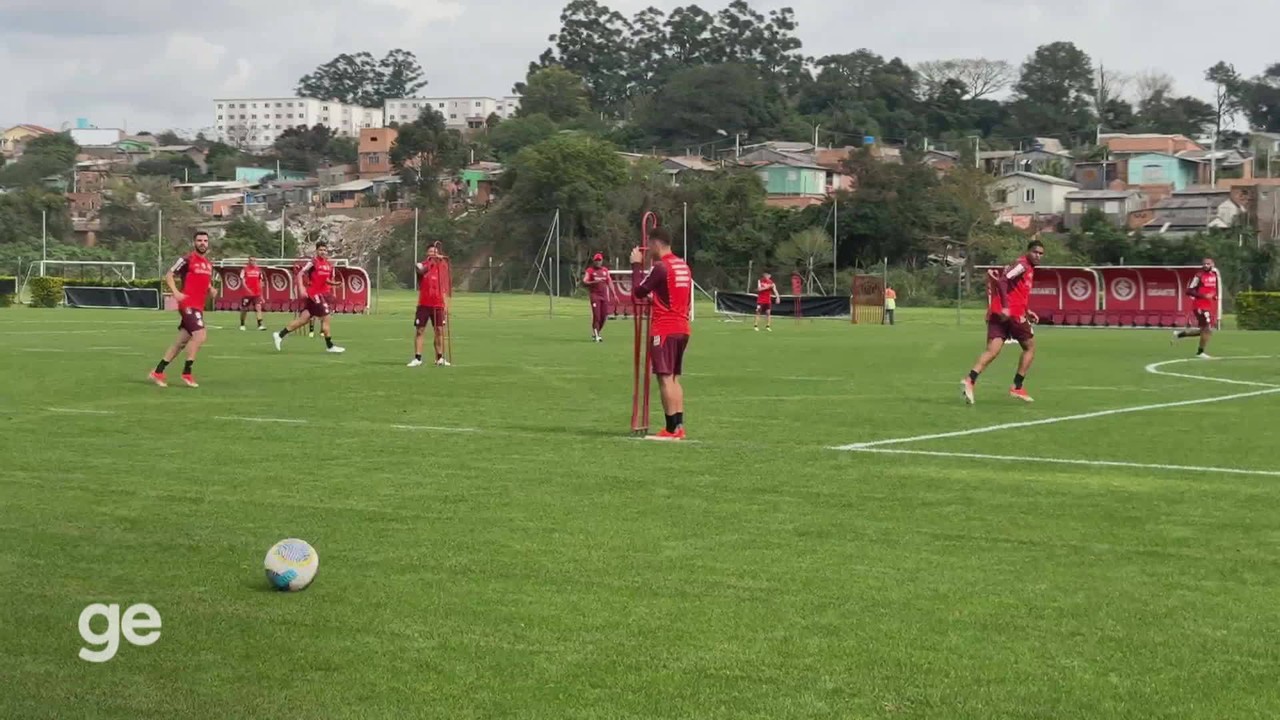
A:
[
  {"xmin": 150, "ymin": 231, "xmax": 214, "ymax": 388},
  {"xmin": 753, "ymin": 272, "xmax": 780, "ymax": 331},
  {"xmin": 291, "ymin": 258, "xmax": 316, "ymax": 337},
  {"xmin": 632, "ymin": 227, "xmax": 693, "ymax": 441},
  {"xmin": 409, "ymin": 244, "xmax": 451, "ymax": 367},
  {"xmin": 1172, "ymin": 257, "xmax": 1219, "ymax": 359},
  {"xmin": 238, "ymin": 256, "xmax": 266, "ymax": 331},
  {"xmin": 583, "ymin": 252, "xmax": 613, "ymax": 342},
  {"xmin": 961, "ymin": 239, "xmax": 1045, "ymax": 404},
  {"xmin": 273, "ymin": 241, "xmax": 345, "ymax": 353}
]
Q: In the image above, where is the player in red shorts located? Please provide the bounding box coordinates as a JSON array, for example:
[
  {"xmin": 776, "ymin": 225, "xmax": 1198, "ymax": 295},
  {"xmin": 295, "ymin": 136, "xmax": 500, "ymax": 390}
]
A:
[
  {"xmin": 238, "ymin": 256, "xmax": 266, "ymax": 331},
  {"xmin": 961, "ymin": 239, "xmax": 1045, "ymax": 404},
  {"xmin": 409, "ymin": 244, "xmax": 451, "ymax": 367},
  {"xmin": 273, "ymin": 241, "xmax": 345, "ymax": 353},
  {"xmin": 291, "ymin": 258, "xmax": 316, "ymax": 337},
  {"xmin": 583, "ymin": 252, "xmax": 613, "ymax": 342},
  {"xmin": 1172, "ymin": 257, "xmax": 1218, "ymax": 359},
  {"xmin": 150, "ymin": 231, "xmax": 214, "ymax": 388},
  {"xmin": 753, "ymin": 272, "xmax": 780, "ymax": 331},
  {"xmin": 632, "ymin": 227, "xmax": 693, "ymax": 441}
]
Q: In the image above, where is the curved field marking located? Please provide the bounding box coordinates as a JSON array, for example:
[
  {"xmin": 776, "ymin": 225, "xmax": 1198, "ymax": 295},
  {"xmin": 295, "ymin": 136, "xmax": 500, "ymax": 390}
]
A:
[
  {"xmin": 850, "ymin": 448, "xmax": 1280, "ymax": 478},
  {"xmin": 833, "ymin": 356, "xmax": 1280, "ymax": 451}
]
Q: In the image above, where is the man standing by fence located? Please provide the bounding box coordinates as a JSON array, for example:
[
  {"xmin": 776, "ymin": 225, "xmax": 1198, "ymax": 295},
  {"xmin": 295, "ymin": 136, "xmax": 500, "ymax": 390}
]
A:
[{"xmin": 883, "ymin": 285, "xmax": 897, "ymax": 325}]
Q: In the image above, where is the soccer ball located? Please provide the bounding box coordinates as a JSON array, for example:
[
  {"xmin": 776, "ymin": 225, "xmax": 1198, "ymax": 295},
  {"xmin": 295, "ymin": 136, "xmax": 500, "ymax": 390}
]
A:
[{"xmin": 264, "ymin": 538, "xmax": 319, "ymax": 591}]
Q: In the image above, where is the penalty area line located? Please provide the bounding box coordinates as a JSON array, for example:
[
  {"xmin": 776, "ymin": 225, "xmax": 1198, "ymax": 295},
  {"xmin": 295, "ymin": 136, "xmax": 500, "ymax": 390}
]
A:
[
  {"xmin": 391, "ymin": 424, "xmax": 479, "ymax": 433},
  {"xmin": 46, "ymin": 407, "xmax": 115, "ymax": 415},
  {"xmin": 845, "ymin": 447, "xmax": 1280, "ymax": 478},
  {"xmin": 214, "ymin": 416, "xmax": 308, "ymax": 424}
]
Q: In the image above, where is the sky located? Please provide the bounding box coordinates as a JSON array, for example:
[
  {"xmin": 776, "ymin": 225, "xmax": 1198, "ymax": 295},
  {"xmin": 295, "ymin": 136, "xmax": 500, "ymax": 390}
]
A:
[{"xmin": 2, "ymin": 0, "xmax": 1274, "ymax": 135}]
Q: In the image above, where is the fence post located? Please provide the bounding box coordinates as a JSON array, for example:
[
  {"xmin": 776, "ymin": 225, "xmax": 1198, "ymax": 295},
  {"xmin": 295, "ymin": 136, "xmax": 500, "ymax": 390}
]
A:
[{"xmin": 488, "ymin": 256, "xmax": 493, "ymax": 318}]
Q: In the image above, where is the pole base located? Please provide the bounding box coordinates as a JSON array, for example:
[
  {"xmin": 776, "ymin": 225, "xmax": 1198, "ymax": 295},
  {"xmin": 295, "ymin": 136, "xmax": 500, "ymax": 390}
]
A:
[{"xmin": 631, "ymin": 428, "xmax": 649, "ymax": 437}]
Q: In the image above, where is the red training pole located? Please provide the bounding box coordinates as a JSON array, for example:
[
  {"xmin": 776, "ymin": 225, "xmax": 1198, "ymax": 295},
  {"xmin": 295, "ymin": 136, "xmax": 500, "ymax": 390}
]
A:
[{"xmin": 631, "ymin": 211, "xmax": 659, "ymax": 436}]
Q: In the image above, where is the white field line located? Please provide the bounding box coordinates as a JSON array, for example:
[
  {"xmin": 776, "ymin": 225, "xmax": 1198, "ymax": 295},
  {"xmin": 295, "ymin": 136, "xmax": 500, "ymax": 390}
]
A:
[
  {"xmin": 849, "ymin": 448, "xmax": 1280, "ymax": 478},
  {"xmin": 1144, "ymin": 357, "xmax": 1280, "ymax": 388},
  {"xmin": 46, "ymin": 407, "xmax": 115, "ymax": 415},
  {"xmin": 391, "ymin": 424, "xmax": 478, "ymax": 433},
  {"xmin": 213, "ymin": 416, "xmax": 307, "ymax": 424},
  {"xmin": 18, "ymin": 348, "xmax": 67, "ymax": 353},
  {"xmin": 833, "ymin": 356, "xmax": 1280, "ymax": 451}
]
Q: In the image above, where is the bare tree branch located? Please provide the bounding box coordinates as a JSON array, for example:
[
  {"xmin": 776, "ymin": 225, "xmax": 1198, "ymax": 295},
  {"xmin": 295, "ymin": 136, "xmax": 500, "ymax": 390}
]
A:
[
  {"xmin": 914, "ymin": 58, "xmax": 1014, "ymax": 99},
  {"xmin": 1131, "ymin": 69, "xmax": 1175, "ymax": 107}
]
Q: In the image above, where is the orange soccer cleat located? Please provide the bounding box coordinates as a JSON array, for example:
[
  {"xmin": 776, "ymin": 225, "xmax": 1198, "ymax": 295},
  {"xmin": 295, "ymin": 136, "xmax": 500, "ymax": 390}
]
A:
[
  {"xmin": 149, "ymin": 371, "xmax": 168, "ymax": 388},
  {"xmin": 649, "ymin": 428, "xmax": 686, "ymax": 442},
  {"xmin": 181, "ymin": 373, "xmax": 199, "ymax": 388},
  {"xmin": 1009, "ymin": 387, "xmax": 1033, "ymax": 403}
]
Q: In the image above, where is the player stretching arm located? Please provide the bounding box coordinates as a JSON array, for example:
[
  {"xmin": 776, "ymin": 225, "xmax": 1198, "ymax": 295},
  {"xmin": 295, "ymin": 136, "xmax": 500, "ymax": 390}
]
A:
[
  {"xmin": 1172, "ymin": 257, "xmax": 1218, "ymax": 359},
  {"xmin": 150, "ymin": 231, "xmax": 214, "ymax": 388},
  {"xmin": 409, "ymin": 245, "xmax": 451, "ymax": 367},
  {"xmin": 239, "ymin": 256, "xmax": 266, "ymax": 331},
  {"xmin": 632, "ymin": 227, "xmax": 693, "ymax": 441},
  {"xmin": 961, "ymin": 239, "xmax": 1045, "ymax": 404},
  {"xmin": 753, "ymin": 272, "xmax": 780, "ymax": 331},
  {"xmin": 583, "ymin": 252, "xmax": 612, "ymax": 342},
  {"xmin": 273, "ymin": 241, "xmax": 345, "ymax": 354}
]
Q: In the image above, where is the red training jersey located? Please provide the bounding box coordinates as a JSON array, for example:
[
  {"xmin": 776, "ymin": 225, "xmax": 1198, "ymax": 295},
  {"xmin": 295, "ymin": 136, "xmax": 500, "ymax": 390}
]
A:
[
  {"xmin": 1187, "ymin": 269, "xmax": 1218, "ymax": 312},
  {"xmin": 170, "ymin": 252, "xmax": 213, "ymax": 310},
  {"xmin": 242, "ymin": 265, "xmax": 263, "ymax": 296},
  {"xmin": 633, "ymin": 252, "xmax": 692, "ymax": 336},
  {"xmin": 988, "ymin": 255, "xmax": 1035, "ymax": 318},
  {"xmin": 417, "ymin": 257, "xmax": 450, "ymax": 308},
  {"xmin": 756, "ymin": 278, "xmax": 776, "ymax": 305},
  {"xmin": 301, "ymin": 257, "xmax": 333, "ymax": 298},
  {"xmin": 583, "ymin": 266, "xmax": 612, "ymax": 300}
]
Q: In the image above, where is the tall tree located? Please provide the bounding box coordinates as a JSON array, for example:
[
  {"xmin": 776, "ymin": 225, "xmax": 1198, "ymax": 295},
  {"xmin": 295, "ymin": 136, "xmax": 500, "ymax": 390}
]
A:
[
  {"xmin": 1229, "ymin": 64, "xmax": 1280, "ymax": 133},
  {"xmin": 1206, "ymin": 62, "xmax": 1242, "ymax": 139},
  {"xmin": 537, "ymin": 0, "xmax": 633, "ymax": 113},
  {"xmin": 0, "ymin": 132, "xmax": 79, "ymax": 188},
  {"xmin": 1009, "ymin": 41, "xmax": 1096, "ymax": 138},
  {"xmin": 1093, "ymin": 64, "xmax": 1130, "ymax": 126},
  {"xmin": 915, "ymin": 58, "xmax": 1015, "ymax": 100},
  {"xmin": 633, "ymin": 63, "xmax": 787, "ymax": 148},
  {"xmin": 502, "ymin": 133, "xmax": 629, "ymax": 250},
  {"xmin": 389, "ymin": 108, "xmax": 467, "ymax": 202},
  {"xmin": 1136, "ymin": 89, "xmax": 1215, "ymax": 137},
  {"xmin": 296, "ymin": 49, "xmax": 426, "ymax": 106},
  {"xmin": 518, "ymin": 66, "xmax": 591, "ymax": 123}
]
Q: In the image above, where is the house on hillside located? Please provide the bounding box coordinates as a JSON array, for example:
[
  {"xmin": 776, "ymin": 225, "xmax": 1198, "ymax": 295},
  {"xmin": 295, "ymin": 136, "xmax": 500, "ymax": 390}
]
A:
[
  {"xmin": 358, "ymin": 128, "xmax": 397, "ymax": 179},
  {"xmin": 752, "ymin": 159, "xmax": 829, "ymax": 208},
  {"xmin": 1, "ymin": 124, "xmax": 54, "ymax": 158},
  {"xmin": 1177, "ymin": 147, "xmax": 1254, "ymax": 183},
  {"xmin": 1101, "ymin": 132, "xmax": 1203, "ymax": 156},
  {"xmin": 1124, "ymin": 152, "xmax": 1202, "ymax": 196},
  {"xmin": 155, "ymin": 145, "xmax": 209, "ymax": 174},
  {"xmin": 1219, "ymin": 177, "xmax": 1280, "ymax": 242},
  {"xmin": 990, "ymin": 172, "xmax": 1081, "ymax": 222},
  {"xmin": 1073, "ymin": 160, "xmax": 1124, "ymax": 191},
  {"xmin": 1131, "ymin": 188, "xmax": 1243, "ymax": 236},
  {"xmin": 1063, "ymin": 189, "xmax": 1143, "ymax": 230},
  {"xmin": 980, "ymin": 148, "xmax": 1075, "ymax": 178},
  {"xmin": 461, "ymin": 161, "xmax": 504, "ymax": 204},
  {"xmin": 661, "ymin": 155, "xmax": 717, "ymax": 185},
  {"xmin": 922, "ymin": 149, "xmax": 961, "ymax": 172}
]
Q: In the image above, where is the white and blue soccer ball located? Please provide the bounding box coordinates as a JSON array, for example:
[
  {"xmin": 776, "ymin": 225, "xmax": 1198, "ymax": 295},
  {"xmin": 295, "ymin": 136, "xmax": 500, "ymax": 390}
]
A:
[{"xmin": 264, "ymin": 538, "xmax": 319, "ymax": 591}]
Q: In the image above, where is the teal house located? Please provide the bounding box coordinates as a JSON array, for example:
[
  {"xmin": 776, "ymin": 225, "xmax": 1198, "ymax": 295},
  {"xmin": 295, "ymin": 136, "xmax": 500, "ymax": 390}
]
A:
[
  {"xmin": 1124, "ymin": 152, "xmax": 1201, "ymax": 190},
  {"xmin": 236, "ymin": 166, "xmax": 310, "ymax": 183},
  {"xmin": 753, "ymin": 161, "xmax": 829, "ymax": 207}
]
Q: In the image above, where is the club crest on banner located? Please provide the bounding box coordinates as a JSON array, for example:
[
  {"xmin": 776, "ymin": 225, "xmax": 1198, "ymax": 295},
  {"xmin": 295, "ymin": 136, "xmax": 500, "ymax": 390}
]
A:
[
  {"xmin": 1067, "ymin": 277, "xmax": 1091, "ymax": 301},
  {"xmin": 348, "ymin": 275, "xmax": 365, "ymax": 293},
  {"xmin": 1110, "ymin": 277, "xmax": 1136, "ymax": 301},
  {"xmin": 224, "ymin": 272, "xmax": 241, "ymax": 290},
  {"xmin": 270, "ymin": 275, "xmax": 289, "ymax": 292}
]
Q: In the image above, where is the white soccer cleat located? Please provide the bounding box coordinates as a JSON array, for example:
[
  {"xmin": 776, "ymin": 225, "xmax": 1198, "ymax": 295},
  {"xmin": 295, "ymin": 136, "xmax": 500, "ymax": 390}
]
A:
[
  {"xmin": 327, "ymin": 345, "xmax": 346, "ymax": 354},
  {"xmin": 258, "ymin": 326, "xmax": 267, "ymax": 332},
  {"xmin": 308, "ymin": 331, "xmax": 316, "ymax": 338},
  {"xmin": 407, "ymin": 358, "xmax": 424, "ymax": 367},
  {"xmin": 435, "ymin": 358, "xmax": 451, "ymax": 367},
  {"xmin": 1197, "ymin": 352, "xmax": 1214, "ymax": 360},
  {"xmin": 272, "ymin": 333, "xmax": 283, "ymax": 351},
  {"xmin": 239, "ymin": 326, "xmax": 246, "ymax": 331},
  {"xmin": 1170, "ymin": 330, "xmax": 1179, "ymax": 345},
  {"xmin": 961, "ymin": 378, "xmax": 976, "ymax": 405}
]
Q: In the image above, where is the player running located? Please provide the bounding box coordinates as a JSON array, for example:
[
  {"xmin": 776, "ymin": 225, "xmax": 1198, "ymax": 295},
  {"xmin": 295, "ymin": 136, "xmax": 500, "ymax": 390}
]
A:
[
  {"xmin": 583, "ymin": 252, "xmax": 613, "ymax": 342},
  {"xmin": 409, "ymin": 244, "xmax": 451, "ymax": 367},
  {"xmin": 1172, "ymin": 257, "xmax": 1219, "ymax": 359},
  {"xmin": 291, "ymin": 258, "xmax": 316, "ymax": 337},
  {"xmin": 961, "ymin": 239, "xmax": 1045, "ymax": 404},
  {"xmin": 753, "ymin": 272, "xmax": 780, "ymax": 331},
  {"xmin": 239, "ymin": 256, "xmax": 266, "ymax": 331},
  {"xmin": 150, "ymin": 231, "xmax": 215, "ymax": 388},
  {"xmin": 632, "ymin": 227, "xmax": 693, "ymax": 441},
  {"xmin": 273, "ymin": 241, "xmax": 345, "ymax": 354}
]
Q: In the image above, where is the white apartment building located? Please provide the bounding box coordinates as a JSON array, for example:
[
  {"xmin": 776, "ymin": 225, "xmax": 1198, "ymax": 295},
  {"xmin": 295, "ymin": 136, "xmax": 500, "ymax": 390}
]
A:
[
  {"xmin": 383, "ymin": 96, "xmax": 522, "ymax": 129},
  {"xmin": 212, "ymin": 97, "xmax": 385, "ymax": 150}
]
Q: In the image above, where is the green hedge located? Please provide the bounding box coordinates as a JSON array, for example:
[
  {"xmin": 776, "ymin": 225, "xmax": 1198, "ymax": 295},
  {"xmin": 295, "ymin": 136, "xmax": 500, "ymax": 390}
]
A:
[
  {"xmin": 60, "ymin": 278, "xmax": 165, "ymax": 290},
  {"xmin": 28, "ymin": 276, "xmax": 64, "ymax": 308},
  {"xmin": 1236, "ymin": 291, "xmax": 1280, "ymax": 330},
  {"xmin": 0, "ymin": 275, "xmax": 14, "ymax": 307}
]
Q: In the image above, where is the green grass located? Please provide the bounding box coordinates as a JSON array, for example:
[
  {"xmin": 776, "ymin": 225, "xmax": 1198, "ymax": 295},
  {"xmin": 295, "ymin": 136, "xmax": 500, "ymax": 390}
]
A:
[{"xmin": 3, "ymin": 293, "xmax": 1280, "ymax": 719}]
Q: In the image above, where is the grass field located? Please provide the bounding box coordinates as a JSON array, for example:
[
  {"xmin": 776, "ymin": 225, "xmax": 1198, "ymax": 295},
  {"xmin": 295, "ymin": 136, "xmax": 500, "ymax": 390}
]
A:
[{"xmin": 3, "ymin": 292, "xmax": 1280, "ymax": 719}]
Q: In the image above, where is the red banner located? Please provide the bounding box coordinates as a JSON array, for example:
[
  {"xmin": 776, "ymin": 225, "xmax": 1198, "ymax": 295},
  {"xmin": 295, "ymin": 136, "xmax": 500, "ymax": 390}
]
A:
[
  {"xmin": 213, "ymin": 263, "xmax": 369, "ymax": 314},
  {"xmin": 332, "ymin": 266, "xmax": 371, "ymax": 313},
  {"xmin": 981, "ymin": 266, "xmax": 1100, "ymax": 321},
  {"xmin": 263, "ymin": 267, "xmax": 295, "ymax": 312}
]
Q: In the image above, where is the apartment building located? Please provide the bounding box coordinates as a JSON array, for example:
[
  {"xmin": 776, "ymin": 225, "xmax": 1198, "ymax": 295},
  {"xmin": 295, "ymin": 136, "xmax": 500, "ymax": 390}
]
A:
[
  {"xmin": 212, "ymin": 97, "xmax": 384, "ymax": 150},
  {"xmin": 382, "ymin": 96, "xmax": 521, "ymax": 129}
]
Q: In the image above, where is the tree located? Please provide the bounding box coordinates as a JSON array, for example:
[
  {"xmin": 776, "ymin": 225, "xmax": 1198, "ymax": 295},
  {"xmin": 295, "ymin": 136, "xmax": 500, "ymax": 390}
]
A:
[
  {"xmin": 776, "ymin": 227, "xmax": 833, "ymax": 271},
  {"xmin": 135, "ymin": 153, "xmax": 204, "ymax": 182},
  {"xmin": 915, "ymin": 58, "xmax": 1015, "ymax": 99},
  {"xmin": 519, "ymin": 66, "xmax": 591, "ymax": 123},
  {"xmin": 1009, "ymin": 42, "xmax": 1096, "ymax": 138},
  {"xmin": 633, "ymin": 63, "xmax": 788, "ymax": 149},
  {"xmin": 1206, "ymin": 62, "xmax": 1243, "ymax": 139},
  {"xmin": 272, "ymin": 124, "xmax": 341, "ymax": 173},
  {"xmin": 489, "ymin": 114, "xmax": 559, "ymax": 161},
  {"xmin": 1230, "ymin": 64, "xmax": 1280, "ymax": 133},
  {"xmin": 502, "ymin": 133, "xmax": 628, "ymax": 251},
  {"xmin": 1093, "ymin": 64, "xmax": 1130, "ymax": 125},
  {"xmin": 390, "ymin": 108, "xmax": 467, "ymax": 201},
  {"xmin": 222, "ymin": 215, "xmax": 299, "ymax": 257},
  {"xmin": 536, "ymin": 0, "xmax": 633, "ymax": 113},
  {"xmin": 1132, "ymin": 70, "xmax": 1175, "ymax": 108},
  {"xmin": 296, "ymin": 49, "xmax": 426, "ymax": 107},
  {"xmin": 1136, "ymin": 89, "xmax": 1216, "ymax": 137},
  {"xmin": 0, "ymin": 132, "xmax": 79, "ymax": 188}
]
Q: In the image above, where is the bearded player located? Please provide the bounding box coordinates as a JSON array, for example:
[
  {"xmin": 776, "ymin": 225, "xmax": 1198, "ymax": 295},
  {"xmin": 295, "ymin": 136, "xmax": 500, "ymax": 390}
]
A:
[
  {"xmin": 239, "ymin": 256, "xmax": 266, "ymax": 331},
  {"xmin": 273, "ymin": 240, "xmax": 345, "ymax": 353},
  {"xmin": 150, "ymin": 231, "xmax": 214, "ymax": 388},
  {"xmin": 1172, "ymin": 257, "xmax": 1219, "ymax": 359},
  {"xmin": 753, "ymin": 272, "xmax": 780, "ymax": 331},
  {"xmin": 409, "ymin": 244, "xmax": 451, "ymax": 367},
  {"xmin": 632, "ymin": 227, "xmax": 693, "ymax": 441},
  {"xmin": 962, "ymin": 239, "xmax": 1045, "ymax": 404},
  {"xmin": 583, "ymin": 252, "xmax": 613, "ymax": 342}
]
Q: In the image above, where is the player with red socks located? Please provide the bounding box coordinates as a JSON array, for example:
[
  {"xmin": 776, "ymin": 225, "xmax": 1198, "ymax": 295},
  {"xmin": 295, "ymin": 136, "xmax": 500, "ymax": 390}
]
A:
[
  {"xmin": 273, "ymin": 241, "xmax": 345, "ymax": 353},
  {"xmin": 239, "ymin": 256, "xmax": 265, "ymax": 331},
  {"xmin": 962, "ymin": 239, "xmax": 1044, "ymax": 404},
  {"xmin": 409, "ymin": 244, "xmax": 451, "ymax": 367},
  {"xmin": 150, "ymin": 231, "xmax": 214, "ymax": 388},
  {"xmin": 583, "ymin": 252, "xmax": 613, "ymax": 342},
  {"xmin": 1172, "ymin": 257, "xmax": 1218, "ymax": 359},
  {"xmin": 753, "ymin": 272, "xmax": 780, "ymax": 331}
]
